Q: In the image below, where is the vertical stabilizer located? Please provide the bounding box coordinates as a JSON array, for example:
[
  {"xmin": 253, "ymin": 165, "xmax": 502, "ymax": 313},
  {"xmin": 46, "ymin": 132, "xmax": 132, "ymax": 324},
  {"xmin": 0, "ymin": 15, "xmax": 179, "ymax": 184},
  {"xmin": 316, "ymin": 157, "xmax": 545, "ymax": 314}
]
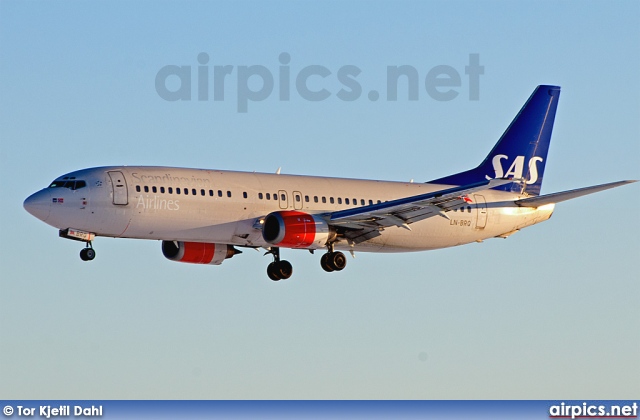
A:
[{"xmin": 429, "ymin": 85, "xmax": 560, "ymax": 196}]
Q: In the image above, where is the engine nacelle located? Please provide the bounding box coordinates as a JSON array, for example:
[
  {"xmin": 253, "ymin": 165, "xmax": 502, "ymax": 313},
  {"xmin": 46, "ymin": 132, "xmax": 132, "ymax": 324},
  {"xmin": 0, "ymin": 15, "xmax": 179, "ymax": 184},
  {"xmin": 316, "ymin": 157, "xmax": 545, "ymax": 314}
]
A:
[
  {"xmin": 262, "ymin": 211, "xmax": 335, "ymax": 249},
  {"xmin": 161, "ymin": 241, "xmax": 240, "ymax": 265}
]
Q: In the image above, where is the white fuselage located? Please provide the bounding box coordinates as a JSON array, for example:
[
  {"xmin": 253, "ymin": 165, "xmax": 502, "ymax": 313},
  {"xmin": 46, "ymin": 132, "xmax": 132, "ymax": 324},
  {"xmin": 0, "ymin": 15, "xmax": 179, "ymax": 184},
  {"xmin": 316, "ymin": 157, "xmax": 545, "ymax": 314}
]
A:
[{"xmin": 27, "ymin": 166, "xmax": 554, "ymax": 253}]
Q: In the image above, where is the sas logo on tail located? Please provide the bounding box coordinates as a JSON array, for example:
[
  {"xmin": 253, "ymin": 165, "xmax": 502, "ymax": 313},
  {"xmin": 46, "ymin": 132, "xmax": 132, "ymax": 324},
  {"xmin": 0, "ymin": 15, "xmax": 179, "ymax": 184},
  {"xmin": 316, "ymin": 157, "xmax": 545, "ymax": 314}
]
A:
[{"xmin": 485, "ymin": 155, "xmax": 543, "ymax": 184}]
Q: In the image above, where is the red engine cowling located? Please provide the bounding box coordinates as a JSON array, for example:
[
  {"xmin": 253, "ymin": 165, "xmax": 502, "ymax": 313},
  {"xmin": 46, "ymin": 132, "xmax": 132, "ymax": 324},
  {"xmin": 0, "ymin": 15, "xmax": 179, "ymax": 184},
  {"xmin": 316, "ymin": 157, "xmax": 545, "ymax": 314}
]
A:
[
  {"xmin": 162, "ymin": 241, "xmax": 240, "ymax": 265},
  {"xmin": 262, "ymin": 211, "xmax": 335, "ymax": 249}
]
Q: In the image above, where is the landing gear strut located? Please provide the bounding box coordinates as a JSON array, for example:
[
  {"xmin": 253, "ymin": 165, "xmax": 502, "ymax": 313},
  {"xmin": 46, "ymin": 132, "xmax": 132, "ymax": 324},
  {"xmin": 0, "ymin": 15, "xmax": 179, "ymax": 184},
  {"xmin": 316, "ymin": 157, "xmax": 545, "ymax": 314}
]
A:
[
  {"xmin": 320, "ymin": 243, "xmax": 347, "ymax": 272},
  {"xmin": 266, "ymin": 247, "xmax": 293, "ymax": 281},
  {"xmin": 79, "ymin": 242, "xmax": 96, "ymax": 261}
]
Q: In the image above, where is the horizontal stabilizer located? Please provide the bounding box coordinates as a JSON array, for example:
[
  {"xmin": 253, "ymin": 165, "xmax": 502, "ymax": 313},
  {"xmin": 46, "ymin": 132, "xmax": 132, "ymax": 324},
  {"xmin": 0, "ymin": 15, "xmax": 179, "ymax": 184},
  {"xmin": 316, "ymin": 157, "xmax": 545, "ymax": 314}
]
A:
[{"xmin": 515, "ymin": 180, "xmax": 637, "ymax": 208}]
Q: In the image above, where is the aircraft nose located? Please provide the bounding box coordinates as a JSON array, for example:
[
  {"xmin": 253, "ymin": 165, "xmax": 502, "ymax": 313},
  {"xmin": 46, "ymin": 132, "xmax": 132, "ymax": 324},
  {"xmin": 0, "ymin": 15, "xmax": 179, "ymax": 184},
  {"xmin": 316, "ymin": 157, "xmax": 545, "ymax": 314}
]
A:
[{"xmin": 24, "ymin": 190, "xmax": 51, "ymax": 222}]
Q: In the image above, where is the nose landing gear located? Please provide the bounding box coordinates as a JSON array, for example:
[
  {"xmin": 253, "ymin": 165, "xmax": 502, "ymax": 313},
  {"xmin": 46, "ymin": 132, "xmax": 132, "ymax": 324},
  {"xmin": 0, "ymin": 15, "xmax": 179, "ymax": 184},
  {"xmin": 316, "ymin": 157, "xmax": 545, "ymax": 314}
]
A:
[{"xmin": 79, "ymin": 243, "xmax": 95, "ymax": 261}]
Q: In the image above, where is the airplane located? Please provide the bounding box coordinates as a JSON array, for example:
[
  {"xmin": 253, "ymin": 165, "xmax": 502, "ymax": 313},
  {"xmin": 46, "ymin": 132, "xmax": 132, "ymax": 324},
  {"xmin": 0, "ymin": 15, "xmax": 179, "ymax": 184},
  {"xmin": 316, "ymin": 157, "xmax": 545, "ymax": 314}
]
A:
[{"xmin": 23, "ymin": 85, "xmax": 636, "ymax": 280}]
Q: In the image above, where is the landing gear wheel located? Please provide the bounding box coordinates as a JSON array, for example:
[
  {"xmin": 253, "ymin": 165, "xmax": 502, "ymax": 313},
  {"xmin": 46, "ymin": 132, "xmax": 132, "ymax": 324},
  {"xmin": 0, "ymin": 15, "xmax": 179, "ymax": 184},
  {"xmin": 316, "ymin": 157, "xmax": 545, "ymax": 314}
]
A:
[
  {"xmin": 321, "ymin": 251, "xmax": 347, "ymax": 272},
  {"xmin": 80, "ymin": 247, "xmax": 95, "ymax": 261},
  {"xmin": 267, "ymin": 262, "xmax": 281, "ymax": 281},
  {"xmin": 267, "ymin": 260, "xmax": 293, "ymax": 281},
  {"xmin": 276, "ymin": 260, "xmax": 293, "ymax": 280},
  {"xmin": 265, "ymin": 247, "xmax": 294, "ymax": 281},
  {"xmin": 320, "ymin": 253, "xmax": 335, "ymax": 272},
  {"xmin": 329, "ymin": 251, "xmax": 347, "ymax": 271}
]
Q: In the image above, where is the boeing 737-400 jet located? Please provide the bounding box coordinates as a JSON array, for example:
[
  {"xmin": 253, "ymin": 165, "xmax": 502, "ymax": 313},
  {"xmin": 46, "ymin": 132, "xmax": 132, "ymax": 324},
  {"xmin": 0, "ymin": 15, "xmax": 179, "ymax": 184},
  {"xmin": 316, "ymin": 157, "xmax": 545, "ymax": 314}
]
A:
[{"xmin": 24, "ymin": 85, "xmax": 636, "ymax": 280}]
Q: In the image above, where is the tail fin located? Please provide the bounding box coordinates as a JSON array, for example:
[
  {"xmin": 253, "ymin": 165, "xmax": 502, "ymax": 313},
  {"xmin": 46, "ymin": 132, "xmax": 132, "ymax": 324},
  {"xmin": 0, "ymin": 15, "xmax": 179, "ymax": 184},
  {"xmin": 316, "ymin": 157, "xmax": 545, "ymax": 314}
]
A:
[{"xmin": 429, "ymin": 85, "xmax": 561, "ymax": 196}]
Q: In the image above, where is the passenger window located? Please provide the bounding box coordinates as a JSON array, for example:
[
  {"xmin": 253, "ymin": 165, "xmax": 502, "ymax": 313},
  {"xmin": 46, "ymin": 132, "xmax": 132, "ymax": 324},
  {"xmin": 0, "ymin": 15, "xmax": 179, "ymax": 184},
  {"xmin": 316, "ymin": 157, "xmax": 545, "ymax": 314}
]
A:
[
  {"xmin": 338, "ymin": 198, "xmax": 342, "ymax": 204},
  {"xmin": 243, "ymin": 192, "xmax": 248, "ymax": 199},
  {"xmin": 176, "ymin": 188, "xmax": 180, "ymax": 195},
  {"xmin": 460, "ymin": 207, "xmax": 464, "ymax": 212},
  {"xmin": 322, "ymin": 197, "xmax": 327, "ymax": 204},
  {"xmin": 369, "ymin": 200, "xmax": 373, "ymax": 205},
  {"xmin": 467, "ymin": 206, "xmax": 472, "ymax": 213},
  {"xmin": 218, "ymin": 190, "xmax": 223, "ymax": 197},
  {"xmin": 259, "ymin": 192, "xmax": 264, "ymax": 199},
  {"xmin": 377, "ymin": 200, "xmax": 381, "ymax": 204},
  {"xmin": 345, "ymin": 198, "xmax": 350, "ymax": 205},
  {"xmin": 209, "ymin": 190, "xmax": 213, "ymax": 196},
  {"xmin": 144, "ymin": 186, "xmax": 149, "ymax": 193},
  {"xmin": 184, "ymin": 188, "xmax": 188, "ymax": 195},
  {"xmin": 136, "ymin": 186, "xmax": 141, "ymax": 192},
  {"xmin": 361, "ymin": 199, "xmax": 365, "ymax": 205},
  {"xmin": 200, "ymin": 189, "xmax": 205, "ymax": 196},
  {"xmin": 168, "ymin": 187, "xmax": 173, "ymax": 194},
  {"xmin": 160, "ymin": 187, "xmax": 165, "ymax": 193},
  {"xmin": 192, "ymin": 188, "xmax": 197, "ymax": 195},
  {"xmin": 329, "ymin": 197, "xmax": 334, "ymax": 204},
  {"xmin": 152, "ymin": 186, "xmax": 157, "ymax": 193},
  {"xmin": 314, "ymin": 196, "xmax": 318, "ymax": 203},
  {"xmin": 295, "ymin": 194, "xmax": 301, "ymax": 202},
  {"xmin": 227, "ymin": 191, "xmax": 232, "ymax": 198},
  {"xmin": 280, "ymin": 194, "xmax": 285, "ymax": 201},
  {"xmin": 305, "ymin": 195, "xmax": 309, "ymax": 202},
  {"xmin": 266, "ymin": 193, "xmax": 271, "ymax": 200},
  {"xmin": 353, "ymin": 198, "xmax": 357, "ymax": 205}
]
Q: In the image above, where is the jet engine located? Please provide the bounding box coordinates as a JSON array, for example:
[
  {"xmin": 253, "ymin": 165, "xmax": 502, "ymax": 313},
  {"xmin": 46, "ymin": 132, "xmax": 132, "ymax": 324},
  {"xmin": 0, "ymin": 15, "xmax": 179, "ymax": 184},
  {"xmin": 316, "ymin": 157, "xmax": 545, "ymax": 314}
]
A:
[
  {"xmin": 161, "ymin": 241, "xmax": 240, "ymax": 265},
  {"xmin": 262, "ymin": 211, "xmax": 335, "ymax": 249}
]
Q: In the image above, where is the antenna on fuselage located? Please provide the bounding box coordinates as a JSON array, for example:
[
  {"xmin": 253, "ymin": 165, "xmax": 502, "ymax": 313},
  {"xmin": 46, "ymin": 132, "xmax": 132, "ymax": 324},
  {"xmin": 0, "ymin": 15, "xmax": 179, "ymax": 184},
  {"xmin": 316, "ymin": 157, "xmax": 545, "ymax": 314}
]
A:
[{"xmin": 276, "ymin": 167, "xmax": 281, "ymax": 175}]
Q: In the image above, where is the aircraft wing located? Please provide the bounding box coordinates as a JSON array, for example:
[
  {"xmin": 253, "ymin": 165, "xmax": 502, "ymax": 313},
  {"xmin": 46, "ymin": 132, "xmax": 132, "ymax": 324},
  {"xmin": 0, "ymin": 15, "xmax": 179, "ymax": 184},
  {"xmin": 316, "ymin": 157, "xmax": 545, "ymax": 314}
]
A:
[
  {"xmin": 324, "ymin": 178, "xmax": 518, "ymax": 242},
  {"xmin": 515, "ymin": 180, "xmax": 637, "ymax": 208}
]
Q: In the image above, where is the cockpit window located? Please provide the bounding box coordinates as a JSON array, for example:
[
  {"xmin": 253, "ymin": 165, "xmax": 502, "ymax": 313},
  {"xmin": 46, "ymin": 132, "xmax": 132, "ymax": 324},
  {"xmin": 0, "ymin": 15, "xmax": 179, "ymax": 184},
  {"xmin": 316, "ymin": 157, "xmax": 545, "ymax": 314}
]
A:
[{"xmin": 48, "ymin": 180, "xmax": 87, "ymax": 190}]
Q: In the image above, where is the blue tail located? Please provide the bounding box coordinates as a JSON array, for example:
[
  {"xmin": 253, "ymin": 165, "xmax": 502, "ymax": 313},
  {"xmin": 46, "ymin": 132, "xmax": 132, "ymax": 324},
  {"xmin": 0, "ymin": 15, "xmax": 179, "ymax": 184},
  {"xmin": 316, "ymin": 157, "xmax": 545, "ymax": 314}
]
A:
[{"xmin": 429, "ymin": 85, "xmax": 561, "ymax": 196}]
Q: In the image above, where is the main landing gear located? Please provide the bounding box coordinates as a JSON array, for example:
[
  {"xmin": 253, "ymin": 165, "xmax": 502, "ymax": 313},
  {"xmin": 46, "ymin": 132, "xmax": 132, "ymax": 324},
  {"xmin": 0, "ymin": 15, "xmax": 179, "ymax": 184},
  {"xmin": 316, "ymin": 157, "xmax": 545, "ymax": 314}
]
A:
[
  {"xmin": 266, "ymin": 247, "xmax": 293, "ymax": 281},
  {"xmin": 79, "ymin": 242, "xmax": 96, "ymax": 261},
  {"xmin": 320, "ymin": 243, "xmax": 347, "ymax": 272},
  {"xmin": 265, "ymin": 244, "xmax": 347, "ymax": 281}
]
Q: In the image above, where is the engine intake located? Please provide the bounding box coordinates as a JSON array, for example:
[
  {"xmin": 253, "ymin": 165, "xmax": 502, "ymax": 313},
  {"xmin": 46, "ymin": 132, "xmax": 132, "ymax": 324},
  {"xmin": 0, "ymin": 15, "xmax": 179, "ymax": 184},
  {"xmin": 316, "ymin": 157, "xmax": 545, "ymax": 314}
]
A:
[
  {"xmin": 262, "ymin": 211, "xmax": 334, "ymax": 249},
  {"xmin": 162, "ymin": 241, "xmax": 240, "ymax": 265}
]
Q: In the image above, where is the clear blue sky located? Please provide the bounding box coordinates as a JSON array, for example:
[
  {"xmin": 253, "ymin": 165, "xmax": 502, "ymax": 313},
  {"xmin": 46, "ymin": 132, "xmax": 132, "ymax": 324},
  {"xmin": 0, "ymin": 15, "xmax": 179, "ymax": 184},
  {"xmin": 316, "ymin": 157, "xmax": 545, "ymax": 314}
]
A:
[{"xmin": 1, "ymin": 0, "xmax": 638, "ymax": 399}]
